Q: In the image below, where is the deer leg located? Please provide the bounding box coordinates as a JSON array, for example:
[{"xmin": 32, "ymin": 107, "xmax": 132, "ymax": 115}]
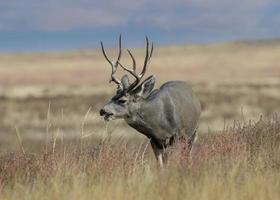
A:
[
  {"xmin": 189, "ymin": 130, "xmax": 197, "ymax": 147},
  {"xmin": 177, "ymin": 129, "xmax": 197, "ymax": 163},
  {"xmin": 150, "ymin": 139, "xmax": 167, "ymax": 168},
  {"xmin": 187, "ymin": 130, "xmax": 197, "ymax": 160}
]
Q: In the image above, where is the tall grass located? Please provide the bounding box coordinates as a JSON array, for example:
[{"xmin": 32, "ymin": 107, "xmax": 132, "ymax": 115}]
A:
[{"xmin": 0, "ymin": 115, "xmax": 279, "ymax": 200}]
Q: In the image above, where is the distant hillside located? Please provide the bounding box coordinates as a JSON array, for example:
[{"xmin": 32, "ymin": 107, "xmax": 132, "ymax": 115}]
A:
[
  {"xmin": 0, "ymin": 38, "xmax": 279, "ymax": 86},
  {"xmin": 231, "ymin": 38, "xmax": 280, "ymax": 47}
]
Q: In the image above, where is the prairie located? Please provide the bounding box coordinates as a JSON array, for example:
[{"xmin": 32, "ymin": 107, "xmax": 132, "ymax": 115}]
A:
[
  {"xmin": 0, "ymin": 117, "xmax": 280, "ymax": 200},
  {"xmin": 0, "ymin": 39, "xmax": 279, "ymax": 199}
]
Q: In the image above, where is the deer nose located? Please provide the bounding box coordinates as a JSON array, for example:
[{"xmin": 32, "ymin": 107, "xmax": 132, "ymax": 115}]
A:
[{"xmin": 100, "ymin": 108, "xmax": 106, "ymax": 116}]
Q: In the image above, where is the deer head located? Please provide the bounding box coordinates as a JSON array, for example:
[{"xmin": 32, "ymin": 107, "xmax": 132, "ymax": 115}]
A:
[{"xmin": 99, "ymin": 35, "xmax": 155, "ymax": 121}]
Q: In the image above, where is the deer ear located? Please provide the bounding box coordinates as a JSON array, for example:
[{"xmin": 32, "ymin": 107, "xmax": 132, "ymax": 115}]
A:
[
  {"xmin": 133, "ymin": 75, "xmax": 155, "ymax": 98},
  {"xmin": 121, "ymin": 75, "xmax": 130, "ymax": 90}
]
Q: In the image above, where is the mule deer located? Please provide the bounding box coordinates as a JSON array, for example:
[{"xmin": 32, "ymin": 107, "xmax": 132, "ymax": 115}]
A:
[{"xmin": 99, "ymin": 36, "xmax": 201, "ymax": 167}]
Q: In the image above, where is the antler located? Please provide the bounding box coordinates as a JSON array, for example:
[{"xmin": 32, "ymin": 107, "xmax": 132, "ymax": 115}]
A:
[
  {"xmin": 118, "ymin": 36, "xmax": 153, "ymax": 92},
  {"xmin": 100, "ymin": 35, "xmax": 122, "ymax": 85}
]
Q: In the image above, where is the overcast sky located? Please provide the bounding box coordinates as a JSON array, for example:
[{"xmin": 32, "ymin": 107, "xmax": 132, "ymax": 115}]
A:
[{"xmin": 1, "ymin": 0, "xmax": 280, "ymax": 52}]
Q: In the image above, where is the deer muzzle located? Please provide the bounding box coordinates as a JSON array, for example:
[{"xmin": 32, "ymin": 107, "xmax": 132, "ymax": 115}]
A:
[{"xmin": 99, "ymin": 108, "xmax": 114, "ymax": 121}]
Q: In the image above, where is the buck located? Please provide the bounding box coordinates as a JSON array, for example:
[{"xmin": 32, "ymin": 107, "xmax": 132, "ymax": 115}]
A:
[{"xmin": 99, "ymin": 36, "xmax": 201, "ymax": 167}]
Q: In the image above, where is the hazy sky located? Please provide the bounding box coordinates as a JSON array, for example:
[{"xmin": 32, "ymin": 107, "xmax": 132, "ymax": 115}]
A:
[{"xmin": 1, "ymin": 0, "xmax": 280, "ymax": 52}]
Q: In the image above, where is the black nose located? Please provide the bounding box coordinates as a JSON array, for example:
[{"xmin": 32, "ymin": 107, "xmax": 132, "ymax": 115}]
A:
[{"xmin": 100, "ymin": 108, "xmax": 106, "ymax": 116}]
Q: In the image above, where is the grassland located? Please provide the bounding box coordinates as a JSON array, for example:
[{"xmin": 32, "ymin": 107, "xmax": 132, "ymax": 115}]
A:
[
  {"xmin": 0, "ymin": 39, "xmax": 280, "ymax": 199},
  {"xmin": 0, "ymin": 40, "xmax": 280, "ymax": 86},
  {"xmin": 0, "ymin": 116, "xmax": 280, "ymax": 200}
]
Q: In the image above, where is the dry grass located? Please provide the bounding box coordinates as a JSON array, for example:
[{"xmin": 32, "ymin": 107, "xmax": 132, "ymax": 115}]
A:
[
  {"xmin": 0, "ymin": 40, "xmax": 280, "ymax": 199},
  {"xmin": 0, "ymin": 40, "xmax": 279, "ymax": 143},
  {"xmin": 0, "ymin": 81, "xmax": 279, "ymax": 146},
  {"xmin": 0, "ymin": 115, "xmax": 279, "ymax": 200}
]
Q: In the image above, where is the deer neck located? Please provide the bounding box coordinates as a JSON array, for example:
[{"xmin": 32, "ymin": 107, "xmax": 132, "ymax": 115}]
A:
[
  {"xmin": 124, "ymin": 99, "xmax": 148, "ymax": 126},
  {"xmin": 124, "ymin": 100, "xmax": 154, "ymax": 138}
]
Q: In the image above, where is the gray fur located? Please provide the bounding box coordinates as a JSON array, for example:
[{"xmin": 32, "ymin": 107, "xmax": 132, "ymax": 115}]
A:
[
  {"xmin": 100, "ymin": 36, "xmax": 201, "ymax": 166},
  {"xmin": 100, "ymin": 75, "xmax": 201, "ymax": 166}
]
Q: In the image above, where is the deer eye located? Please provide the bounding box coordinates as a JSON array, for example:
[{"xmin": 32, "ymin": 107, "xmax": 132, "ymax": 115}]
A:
[{"xmin": 118, "ymin": 99, "xmax": 127, "ymax": 104}]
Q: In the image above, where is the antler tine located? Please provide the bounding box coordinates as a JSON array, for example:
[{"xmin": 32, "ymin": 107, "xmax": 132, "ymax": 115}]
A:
[
  {"xmin": 140, "ymin": 36, "xmax": 153, "ymax": 78},
  {"xmin": 100, "ymin": 35, "xmax": 122, "ymax": 85},
  {"xmin": 149, "ymin": 42, "xmax": 154, "ymax": 60},
  {"xmin": 127, "ymin": 49, "xmax": 136, "ymax": 72},
  {"xmin": 113, "ymin": 36, "xmax": 154, "ymax": 92},
  {"xmin": 117, "ymin": 36, "xmax": 154, "ymax": 92},
  {"xmin": 118, "ymin": 49, "xmax": 141, "ymax": 91},
  {"xmin": 116, "ymin": 35, "xmax": 122, "ymax": 63},
  {"xmin": 119, "ymin": 49, "xmax": 138, "ymax": 78},
  {"xmin": 100, "ymin": 41, "xmax": 113, "ymax": 66}
]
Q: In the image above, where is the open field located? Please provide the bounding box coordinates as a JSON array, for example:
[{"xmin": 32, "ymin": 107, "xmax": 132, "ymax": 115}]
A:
[
  {"xmin": 0, "ymin": 39, "xmax": 280, "ymax": 199},
  {"xmin": 0, "ymin": 82, "xmax": 280, "ymax": 152},
  {"xmin": 0, "ymin": 40, "xmax": 280, "ymax": 150},
  {"xmin": 0, "ymin": 40, "xmax": 280, "ymax": 86},
  {"xmin": 0, "ymin": 116, "xmax": 280, "ymax": 200}
]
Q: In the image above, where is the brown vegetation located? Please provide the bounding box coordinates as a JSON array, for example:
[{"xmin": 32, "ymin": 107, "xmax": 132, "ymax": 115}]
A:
[
  {"xmin": 0, "ymin": 40, "xmax": 280, "ymax": 86},
  {"xmin": 0, "ymin": 40, "xmax": 280, "ymax": 199},
  {"xmin": 0, "ymin": 116, "xmax": 279, "ymax": 199}
]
